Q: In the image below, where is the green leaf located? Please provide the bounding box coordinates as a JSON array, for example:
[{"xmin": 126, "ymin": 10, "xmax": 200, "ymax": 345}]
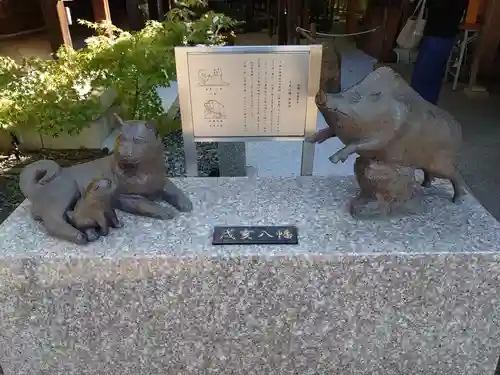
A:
[{"xmin": 0, "ymin": 3, "xmax": 239, "ymax": 138}]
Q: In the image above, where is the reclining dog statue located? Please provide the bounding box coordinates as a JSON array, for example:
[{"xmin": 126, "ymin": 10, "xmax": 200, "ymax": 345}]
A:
[{"xmin": 19, "ymin": 117, "xmax": 193, "ymax": 244}]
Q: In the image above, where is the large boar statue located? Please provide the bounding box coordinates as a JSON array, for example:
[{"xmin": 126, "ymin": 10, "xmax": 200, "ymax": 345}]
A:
[{"xmin": 308, "ymin": 66, "xmax": 464, "ymax": 218}]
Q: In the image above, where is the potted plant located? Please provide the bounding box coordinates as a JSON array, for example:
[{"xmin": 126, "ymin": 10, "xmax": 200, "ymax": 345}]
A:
[{"xmin": 0, "ymin": 0, "xmax": 239, "ymax": 150}]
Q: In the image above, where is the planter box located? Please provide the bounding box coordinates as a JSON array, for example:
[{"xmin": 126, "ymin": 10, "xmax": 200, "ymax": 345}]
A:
[
  {"xmin": 0, "ymin": 128, "xmax": 13, "ymax": 155},
  {"xmin": 13, "ymin": 88, "xmax": 119, "ymax": 151}
]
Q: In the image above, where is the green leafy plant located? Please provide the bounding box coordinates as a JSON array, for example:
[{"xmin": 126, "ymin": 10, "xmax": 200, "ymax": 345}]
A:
[
  {"xmin": 0, "ymin": 53, "xmax": 104, "ymax": 137},
  {"xmin": 0, "ymin": 0, "xmax": 239, "ymax": 138}
]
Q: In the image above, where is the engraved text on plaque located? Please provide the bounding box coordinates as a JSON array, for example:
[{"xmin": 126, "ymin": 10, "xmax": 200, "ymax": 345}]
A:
[{"xmin": 186, "ymin": 52, "xmax": 310, "ymax": 138}]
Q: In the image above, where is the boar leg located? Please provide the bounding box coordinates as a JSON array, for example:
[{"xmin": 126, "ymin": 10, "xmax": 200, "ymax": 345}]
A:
[
  {"xmin": 451, "ymin": 178, "xmax": 466, "ymax": 203},
  {"xmin": 329, "ymin": 134, "xmax": 393, "ymax": 164},
  {"xmin": 425, "ymin": 159, "xmax": 465, "ymax": 203},
  {"xmin": 305, "ymin": 127, "xmax": 336, "ymax": 144},
  {"xmin": 421, "ymin": 170, "xmax": 434, "ymax": 187}
]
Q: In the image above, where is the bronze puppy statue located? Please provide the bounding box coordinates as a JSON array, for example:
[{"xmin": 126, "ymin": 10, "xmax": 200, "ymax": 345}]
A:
[
  {"xmin": 19, "ymin": 160, "xmax": 87, "ymax": 244},
  {"xmin": 67, "ymin": 177, "xmax": 122, "ymax": 241},
  {"xmin": 311, "ymin": 67, "xmax": 464, "ymax": 202}
]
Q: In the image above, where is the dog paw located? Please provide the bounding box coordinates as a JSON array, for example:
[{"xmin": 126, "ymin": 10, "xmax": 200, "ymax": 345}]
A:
[
  {"xmin": 85, "ymin": 228, "xmax": 100, "ymax": 242},
  {"xmin": 177, "ymin": 197, "xmax": 194, "ymax": 213},
  {"xmin": 74, "ymin": 232, "xmax": 89, "ymax": 245}
]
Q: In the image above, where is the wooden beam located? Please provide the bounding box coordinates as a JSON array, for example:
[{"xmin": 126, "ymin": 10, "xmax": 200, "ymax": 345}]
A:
[
  {"xmin": 267, "ymin": 0, "xmax": 274, "ymax": 38},
  {"xmin": 346, "ymin": 0, "xmax": 361, "ymax": 34},
  {"xmin": 126, "ymin": 0, "xmax": 143, "ymax": 30},
  {"xmin": 160, "ymin": 0, "xmax": 171, "ymax": 20},
  {"xmin": 91, "ymin": 0, "xmax": 111, "ymax": 23},
  {"xmin": 302, "ymin": 0, "xmax": 310, "ymax": 29},
  {"xmin": 148, "ymin": 0, "xmax": 160, "ymax": 20},
  {"xmin": 39, "ymin": 0, "xmax": 72, "ymax": 54},
  {"xmin": 277, "ymin": 0, "xmax": 287, "ymax": 44},
  {"xmin": 286, "ymin": 0, "xmax": 293, "ymax": 44},
  {"xmin": 291, "ymin": 0, "xmax": 300, "ymax": 44},
  {"xmin": 162, "ymin": 0, "xmax": 171, "ymax": 14},
  {"xmin": 469, "ymin": 0, "xmax": 498, "ymax": 85},
  {"xmin": 478, "ymin": 0, "xmax": 500, "ymax": 77}
]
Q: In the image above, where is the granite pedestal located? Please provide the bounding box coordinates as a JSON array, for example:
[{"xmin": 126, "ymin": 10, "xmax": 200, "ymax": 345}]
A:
[{"xmin": 0, "ymin": 177, "xmax": 499, "ymax": 375}]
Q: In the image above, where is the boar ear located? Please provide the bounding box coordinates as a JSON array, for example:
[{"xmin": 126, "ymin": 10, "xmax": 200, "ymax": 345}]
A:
[{"xmin": 145, "ymin": 120, "xmax": 160, "ymax": 138}]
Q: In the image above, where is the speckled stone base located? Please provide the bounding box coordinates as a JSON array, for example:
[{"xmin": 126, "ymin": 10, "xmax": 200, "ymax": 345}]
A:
[{"xmin": 0, "ymin": 177, "xmax": 499, "ymax": 375}]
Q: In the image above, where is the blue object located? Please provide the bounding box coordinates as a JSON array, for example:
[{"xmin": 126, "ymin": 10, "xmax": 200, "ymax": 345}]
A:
[{"xmin": 411, "ymin": 36, "xmax": 456, "ymax": 105}]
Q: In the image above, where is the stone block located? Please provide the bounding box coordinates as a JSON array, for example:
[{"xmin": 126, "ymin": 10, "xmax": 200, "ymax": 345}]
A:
[
  {"xmin": 217, "ymin": 142, "xmax": 246, "ymax": 177},
  {"xmin": 14, "ymin": 88, "xmax": 119, "ymax": 151},
  {"xmin": 0, "ymin": 177, "xmax": 499, "ymax": 374}
]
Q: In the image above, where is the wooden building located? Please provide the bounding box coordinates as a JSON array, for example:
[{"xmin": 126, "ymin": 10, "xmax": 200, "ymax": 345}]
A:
[
  {"xmin": 1, "ymin": 0, "xmax": 499, "ymax": 82},
  {"xmin": 0, "ymin": 0, "xmax": 171, "ymax": 53}
]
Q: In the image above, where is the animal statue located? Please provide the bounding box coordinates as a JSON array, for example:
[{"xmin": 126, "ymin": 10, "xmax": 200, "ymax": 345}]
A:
[
  {"xmin": 109, "ymin": 117, "xmax": 193, "ymax": 219},
  {"xmin": 19, "ymin": 160, "xmax": 88, "ymax": 244},
  {"xmin": 19, "ymin": 117, "xmax": 193, "ymax": 244},
  {"xmin": 310, "ymin": 66, "xmax": 464, "ymax": 203},
  {"xmin": 67, "ymin": 177, "xmax": 122, "ymax": 242},
  {"xmin": 352, "ymin": 157, "xmax": 422, "ymax": 218}
]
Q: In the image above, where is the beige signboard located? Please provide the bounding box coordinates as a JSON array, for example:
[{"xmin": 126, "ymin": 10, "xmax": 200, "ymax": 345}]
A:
[
  {"xmin": 175, "ymin": 45, "xmax": 322, "ymax": 176},
  {"xmin": 187, "ymin": 52, "xmax": 310, "ymax": 137},
  {"xmin": 176, "ymin": 46, "xmax": 322, "ymax": 139}
]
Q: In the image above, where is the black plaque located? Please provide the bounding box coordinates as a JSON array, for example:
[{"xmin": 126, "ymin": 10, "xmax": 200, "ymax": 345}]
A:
[{"xmin": 212, "ymin": 226, "xmax": 298, "ymax": 245}]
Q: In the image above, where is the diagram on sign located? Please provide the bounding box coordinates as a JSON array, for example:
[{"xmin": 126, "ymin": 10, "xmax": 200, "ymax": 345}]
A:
[
  {"xmin": 204, "ymin": 100, "xmax": 226, "ymax": 119},
  {"xmin": 198, "ymin": 68, "xmax": 229, "ymax": 86}
]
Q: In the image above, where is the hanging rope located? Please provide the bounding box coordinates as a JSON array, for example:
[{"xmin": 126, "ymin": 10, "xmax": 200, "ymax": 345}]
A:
[{"xmin": 296, "ymin": 25, "xmax": 380, "ymax": 38}]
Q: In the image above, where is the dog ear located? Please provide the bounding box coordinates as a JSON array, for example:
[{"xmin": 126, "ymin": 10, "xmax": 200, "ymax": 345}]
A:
[{"xmin": 145, "ymin": 120, "xmax": 160, "ymax": 138}]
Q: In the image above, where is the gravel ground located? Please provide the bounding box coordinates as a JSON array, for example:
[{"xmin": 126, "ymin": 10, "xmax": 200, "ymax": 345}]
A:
[
  {"xmin": 163, "ymin": 130, "xmax": 219, "ymax": 177},
  {"xmin": 0, "ymin": 130, "xmax": 219, "ymax": 225}
]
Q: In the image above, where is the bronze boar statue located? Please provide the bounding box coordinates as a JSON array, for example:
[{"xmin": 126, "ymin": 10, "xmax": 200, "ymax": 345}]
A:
[
  {"xmin": 308, "ymin": 66, "xmax": 464, "ymax": 218},
  {"xmin": 19, "ymin": 117, "xmax": 193, "ymax": 244}
]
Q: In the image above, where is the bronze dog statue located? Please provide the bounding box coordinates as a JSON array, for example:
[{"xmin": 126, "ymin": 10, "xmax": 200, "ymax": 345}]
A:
[
  {"xmin": 67, "ymin": 177, "xmax": 122, "ymax": 241},
  {"xmin": 19, "ymin": 118, "xmax": 193, "ymax": 244},
  {"xmin": 19, "ymin": 160, "xmax": 88, "ymax": 244}
]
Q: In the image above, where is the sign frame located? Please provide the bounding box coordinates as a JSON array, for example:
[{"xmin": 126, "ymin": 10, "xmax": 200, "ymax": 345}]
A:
[
  {"xmin": 212, "ymin": 226, "xmax": 299, "ymax": 245},
  {"xmin": 175, "ymin": 45, "xmax": 323, "ymax": 177}
]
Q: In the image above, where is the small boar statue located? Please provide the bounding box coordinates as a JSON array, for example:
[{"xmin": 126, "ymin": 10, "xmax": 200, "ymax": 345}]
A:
[
  {"xmin": 309, "ymin": 66, "xmax": 464, "ymax": 206},
  {"xmin": 351, "ymin": 157, "xmax": 423, "ymax": 219}
]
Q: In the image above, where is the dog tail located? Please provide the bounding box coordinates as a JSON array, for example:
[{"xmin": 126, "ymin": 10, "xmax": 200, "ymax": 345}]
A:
[{"xmin": 19, "ymin": 160, "xmax": 62, "ymax": 199}]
